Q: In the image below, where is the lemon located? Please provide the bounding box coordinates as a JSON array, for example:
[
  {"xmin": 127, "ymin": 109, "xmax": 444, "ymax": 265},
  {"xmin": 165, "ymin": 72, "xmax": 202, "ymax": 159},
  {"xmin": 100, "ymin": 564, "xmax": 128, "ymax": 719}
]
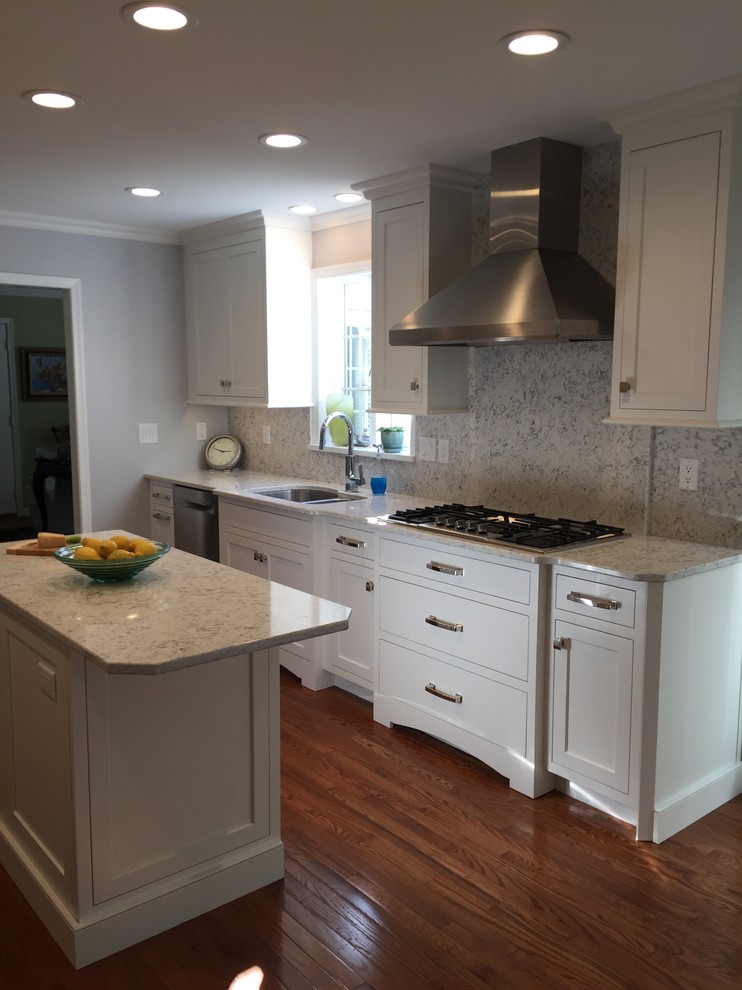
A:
[
  {"xmin": 108, "ymin": 548, "xmax": 135, "ymax": 560},
  {"xmin": 75, "ymin": 546, "xmax": 101, "ymax": 560},
  {"xmin": 98, "ymin": 539, "xmax": 118, "ymax": 559},
  {"xmin": 82, "ymin": 537, "xmax": 103, "ymax": 551},
  {"xmin": 134, "ymin": 540, "xmax": 158, "ymax": 557},
  {"xmin": 110, "ymin": 534, "xmax": 132, "ymax": 549}
]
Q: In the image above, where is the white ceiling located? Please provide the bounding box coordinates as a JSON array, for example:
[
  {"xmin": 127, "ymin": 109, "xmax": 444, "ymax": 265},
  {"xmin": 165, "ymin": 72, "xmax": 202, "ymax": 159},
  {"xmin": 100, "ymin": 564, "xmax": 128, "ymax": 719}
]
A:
[{"xmin": 4, "ymin": 0, "xmax": 742, "ymax": 238}]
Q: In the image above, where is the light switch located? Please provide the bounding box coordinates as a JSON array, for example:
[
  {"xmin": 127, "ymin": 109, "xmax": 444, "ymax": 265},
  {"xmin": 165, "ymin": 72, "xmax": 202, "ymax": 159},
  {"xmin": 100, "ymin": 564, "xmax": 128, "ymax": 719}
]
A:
[
  {"xmin": 196, "ymin": 422, "xmax": 208, "ymax": 441},
  {"xmin": 138, "ymin": 423, "xmax": 158, "ymax": 444},
  {"xmin": 418, "ymin": 437, "xmax": 436, "ymax": 461}
]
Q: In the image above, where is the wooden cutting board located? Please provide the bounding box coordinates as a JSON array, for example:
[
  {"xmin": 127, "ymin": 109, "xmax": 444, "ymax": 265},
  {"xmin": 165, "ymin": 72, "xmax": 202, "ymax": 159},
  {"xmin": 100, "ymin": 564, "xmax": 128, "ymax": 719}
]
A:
[{"xmin": 5, "ymin": 540, "xmax": 57, "ymax": 556}]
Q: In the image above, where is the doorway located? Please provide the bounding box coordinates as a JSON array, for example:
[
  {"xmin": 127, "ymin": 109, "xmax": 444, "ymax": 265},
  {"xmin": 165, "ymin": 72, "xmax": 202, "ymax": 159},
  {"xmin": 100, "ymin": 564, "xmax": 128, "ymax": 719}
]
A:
[
  {"xmin": 0, "ymin": 319, "xmax": 24, "ymax": 517},
  {"xmin": 0, "ymin": 273, "xmax": 90, "ymax": 533}
]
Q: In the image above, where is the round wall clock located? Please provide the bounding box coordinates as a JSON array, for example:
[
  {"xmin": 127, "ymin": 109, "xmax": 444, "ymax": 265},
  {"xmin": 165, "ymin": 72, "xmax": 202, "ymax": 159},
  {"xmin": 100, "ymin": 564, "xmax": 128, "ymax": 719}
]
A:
[{"xmin": 204, "ymin": 434, "xmax": 243, "ymax": 471}]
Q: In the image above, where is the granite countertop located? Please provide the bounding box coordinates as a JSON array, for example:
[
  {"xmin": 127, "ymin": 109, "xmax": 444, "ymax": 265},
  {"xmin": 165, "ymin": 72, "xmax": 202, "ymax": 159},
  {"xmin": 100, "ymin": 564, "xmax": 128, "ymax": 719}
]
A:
[
  {"xmin": 0, "ymin": 539, "xmax": 350, "ymax": 674},
  {"xmin": 146, "ymin": 470, "xmax": 742, "ymax": 582}
]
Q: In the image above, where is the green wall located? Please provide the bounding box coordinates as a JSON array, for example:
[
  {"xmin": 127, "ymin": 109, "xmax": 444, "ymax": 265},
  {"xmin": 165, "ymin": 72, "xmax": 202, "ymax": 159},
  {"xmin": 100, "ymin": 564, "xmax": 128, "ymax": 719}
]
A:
[{"xmin": 0, "ymin": 292, "xmax": 67, "ymax": 513}]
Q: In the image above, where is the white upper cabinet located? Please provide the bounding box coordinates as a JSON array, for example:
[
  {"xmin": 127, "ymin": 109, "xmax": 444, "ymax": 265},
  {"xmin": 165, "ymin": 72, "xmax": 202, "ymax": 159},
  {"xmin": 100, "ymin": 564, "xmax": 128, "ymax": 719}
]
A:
[
  {"xmin": 182, "ymin": 212, "xmax": 312, "ymax": 407},
  {"xmin": 605, "ymin": 76, "xmax": 742, "ymax": 427},
  {"xmin": 353, "ymin": 166, "xmax": 479, "ymax": 414}
]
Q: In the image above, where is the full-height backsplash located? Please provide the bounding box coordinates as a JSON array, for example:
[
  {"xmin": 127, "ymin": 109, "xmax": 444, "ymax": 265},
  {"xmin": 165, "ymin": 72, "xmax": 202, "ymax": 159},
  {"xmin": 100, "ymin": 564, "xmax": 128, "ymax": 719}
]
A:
[{"xmin": 229, "ymin": 142, "xmax": 742, "ymax": 549}]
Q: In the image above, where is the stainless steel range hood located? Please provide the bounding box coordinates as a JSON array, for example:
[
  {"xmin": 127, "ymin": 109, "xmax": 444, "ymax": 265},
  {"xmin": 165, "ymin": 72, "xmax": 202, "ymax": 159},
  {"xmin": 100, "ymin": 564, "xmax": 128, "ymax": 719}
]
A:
[{"xmin": 389, "ymin": 138, "xmax": 615, "ymax": 346}]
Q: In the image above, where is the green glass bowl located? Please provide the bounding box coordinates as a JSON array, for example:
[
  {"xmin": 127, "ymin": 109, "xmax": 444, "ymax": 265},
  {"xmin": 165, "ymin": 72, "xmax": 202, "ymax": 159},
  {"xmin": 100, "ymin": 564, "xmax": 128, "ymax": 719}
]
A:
[{"xmin": 53, "ymin": 541, "xmax": 170, "ymax": 582}]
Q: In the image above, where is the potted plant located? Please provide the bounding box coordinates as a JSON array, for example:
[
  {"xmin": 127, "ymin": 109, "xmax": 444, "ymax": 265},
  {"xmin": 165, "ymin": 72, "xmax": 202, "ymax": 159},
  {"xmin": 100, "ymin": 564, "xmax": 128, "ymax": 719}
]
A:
[{"xmin": 378, "ymin": 425, "xmax": 404, "ymax": 452}]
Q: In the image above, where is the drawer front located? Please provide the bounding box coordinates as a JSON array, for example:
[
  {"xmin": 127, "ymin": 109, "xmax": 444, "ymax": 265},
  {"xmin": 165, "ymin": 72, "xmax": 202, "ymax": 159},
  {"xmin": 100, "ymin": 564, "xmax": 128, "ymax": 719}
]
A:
[
  {"xmin": 150, "ymin": 483, "xmax": 173, "ymax": 506},
  {"xmin": 220, "ymin": 500, "xmax": 312, "ymax": 547},
  {"xmin": 379, "ymin": 639, "xmax": 528, "ymax": 757},
  {"xmin": 380, "ymin": 576, "xmax": 529, "ymax": 681},
  {"xmin": 380, "ymin": 537, "xmax": 530, "ymax": 605},
  {"xmin": 554, "ymin": 573, "xmax": 636, "ymax": 628},
  {"xmin": 327, "ymin": 522, "xmax": 376, "ymax": 563}
]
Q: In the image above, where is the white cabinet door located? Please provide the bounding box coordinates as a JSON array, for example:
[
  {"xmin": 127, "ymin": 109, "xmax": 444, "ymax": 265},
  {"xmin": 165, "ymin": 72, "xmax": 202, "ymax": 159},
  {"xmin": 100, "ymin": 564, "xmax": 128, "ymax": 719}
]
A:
[
  {"xmin": 187, "ymin": 238, "xmax": 267, "ymax": 402},
  {"xmin": 326, "ymin": 554, "xmax": 375, "ymax": 687},
  {"xmin": 549, "ymin": 619, "xmax": 635, "ymax": 796},
  {"xmin": 615, "ymin": 132, "xmax": 719, "ymax": 413},
  {"xmin": 372, "ymin": 201, "xmax": 427, "ymax": 408}
]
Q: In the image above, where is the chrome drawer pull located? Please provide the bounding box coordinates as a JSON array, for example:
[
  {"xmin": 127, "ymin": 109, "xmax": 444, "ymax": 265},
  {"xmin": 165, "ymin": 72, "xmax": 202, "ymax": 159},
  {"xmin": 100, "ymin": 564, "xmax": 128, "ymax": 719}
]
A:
[
  {"xmin": 253, "ymin": 551, "xmax": 267, "ymax": 563},
  {"xmin": 152, "ymin": 491, "xmax": 171, "ymax": 501},
  {"xmin": 567, "ymin": 591, "xmax": 621, "ymax": 611},
  {"xmin": 426, "ymin": 561, "xmax": 464, "ymax": 576},
  {"xmin": 425, "ymin": 682, "xmax": 462, "ymax": 704},
  {"xmin": 152, "ymin": 511, "xmax": 171, "ymax": 521},
  {"xmin": 425, "ymin": 615, "xmax": 463, "ymax": 633},
  {"xmin": 335, "ymin": 535, "xmax": 367, "ymax": 549}
]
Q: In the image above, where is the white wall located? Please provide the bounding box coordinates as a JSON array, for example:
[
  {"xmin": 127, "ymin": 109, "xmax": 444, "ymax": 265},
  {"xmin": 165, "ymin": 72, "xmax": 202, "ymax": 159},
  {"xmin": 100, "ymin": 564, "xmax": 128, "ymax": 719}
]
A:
[{"xmin": 0, "ymin": 225, "xmax": 227, "ymax": 536}]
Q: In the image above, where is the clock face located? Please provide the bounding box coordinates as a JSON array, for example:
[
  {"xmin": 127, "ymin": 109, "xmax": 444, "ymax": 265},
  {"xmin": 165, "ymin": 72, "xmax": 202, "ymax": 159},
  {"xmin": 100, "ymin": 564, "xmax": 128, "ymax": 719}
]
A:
[{"xmin": 205, "ymin": 435, "xmax": 242, "ymax": 470}]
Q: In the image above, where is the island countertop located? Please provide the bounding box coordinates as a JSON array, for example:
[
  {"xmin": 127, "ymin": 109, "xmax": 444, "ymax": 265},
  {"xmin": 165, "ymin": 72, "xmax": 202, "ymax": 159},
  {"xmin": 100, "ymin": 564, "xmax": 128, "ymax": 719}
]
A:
[{"xmin": 0, "ymin": 540, "xmax": 350, "ymax": 674}]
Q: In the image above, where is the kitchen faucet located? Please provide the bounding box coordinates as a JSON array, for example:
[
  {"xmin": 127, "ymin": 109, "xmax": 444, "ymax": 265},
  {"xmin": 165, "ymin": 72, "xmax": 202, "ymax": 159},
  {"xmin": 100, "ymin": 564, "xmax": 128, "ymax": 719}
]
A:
[{"xmin": 318, "ymin": 411, "xmax": 365, "ymax": 491}]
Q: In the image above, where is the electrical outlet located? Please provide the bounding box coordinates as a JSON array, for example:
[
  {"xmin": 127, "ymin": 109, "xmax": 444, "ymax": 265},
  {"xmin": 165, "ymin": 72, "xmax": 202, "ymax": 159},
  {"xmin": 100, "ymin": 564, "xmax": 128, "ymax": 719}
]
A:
[
  {"xmin": 418, "ymin": 437, "xmax": 436, "ymax": 461},
  {"xmin": 679, "ymin": 458, "xmax": 699, "ymax": 491},
  {"xmin": 196, "ymin": 422, "xmax": 207, "ymax": 441},
  {"xmin": 262, "ymin": 425, "xmax": 271, "ymax": 444},
  {"xmin": 438, "ymin": 438, "xmax": 450, "ymax": 464}
]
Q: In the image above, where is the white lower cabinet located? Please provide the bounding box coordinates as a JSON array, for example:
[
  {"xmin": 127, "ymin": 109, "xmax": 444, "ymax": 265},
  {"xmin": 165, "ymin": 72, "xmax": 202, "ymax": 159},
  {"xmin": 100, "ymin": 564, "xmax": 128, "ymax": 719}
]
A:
[
  {"xmin": 219, "ymin": 499, "xmax": 331, "ymax": 690},
  {"xmin": 149, "ymin": 481, "xmax": 174, "ymax": 545},
  {"xmin": 0, "ymin": 612, "xmax": 75, "ymax": 908},
  {"xmin": 548, "ymin": 563, "xmax": 742, "ymax": 842},
  {"xmin": 0, "ymin": 604, "xmax": 281, "ymax": 967},
  {"xmin": 375, "ymin": 533, "xmax": 552, "ymax": 798},
  {"xmin": 322, "ymin": 522, "xmax": 377, "ymax": 694}
]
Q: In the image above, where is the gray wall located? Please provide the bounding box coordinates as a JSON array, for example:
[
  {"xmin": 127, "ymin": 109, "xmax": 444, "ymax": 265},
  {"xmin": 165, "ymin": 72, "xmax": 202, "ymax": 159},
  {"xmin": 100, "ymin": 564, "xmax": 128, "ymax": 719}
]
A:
[{"xmin": 0, "ymin": 225, "xmax": 227, "ymax": 536}]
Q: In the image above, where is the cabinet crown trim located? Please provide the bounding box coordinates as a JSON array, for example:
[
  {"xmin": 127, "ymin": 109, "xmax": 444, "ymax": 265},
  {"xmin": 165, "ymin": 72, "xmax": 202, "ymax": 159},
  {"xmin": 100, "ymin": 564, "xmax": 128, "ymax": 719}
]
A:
[
  {"xmin": 353, "ymin": 163, "xmax": 482, "ymax": 200},
  {"xmin": 601, "ymin": 73, "xmax": 742, "ymax": 135}
]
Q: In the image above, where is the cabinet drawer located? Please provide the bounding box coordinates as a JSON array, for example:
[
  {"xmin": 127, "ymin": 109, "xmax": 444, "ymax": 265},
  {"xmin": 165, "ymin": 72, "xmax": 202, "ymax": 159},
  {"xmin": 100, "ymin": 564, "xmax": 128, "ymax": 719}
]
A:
[
  {"xmin": 220, "ymin": 500, "xmax": 312, "ymax": 547},
  {"xmin": 380, "ymin": 537, "xmax": 530, "ymax": 604},
  {"xmin": 554, "ymin": 573, "xmax": 636, "ymax": 628},
  {"xmin": 150, "ymin": 483, "xmax": 173, "ymax": 506},
  {"xmin": 379, "ymin": 639, "xmax": 528, "ymax": 757},
  {"xmin": 327, "ymin": 523, "xmax": 376, "ymax": 563},
  {"xmin": 380, "ymin": 576, "xmax": 529, "ymax": 681}
]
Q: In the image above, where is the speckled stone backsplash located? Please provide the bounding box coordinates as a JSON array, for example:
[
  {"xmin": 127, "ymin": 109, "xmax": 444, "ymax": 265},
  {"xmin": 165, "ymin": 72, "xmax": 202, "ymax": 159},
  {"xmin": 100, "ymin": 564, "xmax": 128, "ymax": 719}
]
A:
[{"xmin": 229, "ymin": 141, "xmax": 742, "ymax": 550}]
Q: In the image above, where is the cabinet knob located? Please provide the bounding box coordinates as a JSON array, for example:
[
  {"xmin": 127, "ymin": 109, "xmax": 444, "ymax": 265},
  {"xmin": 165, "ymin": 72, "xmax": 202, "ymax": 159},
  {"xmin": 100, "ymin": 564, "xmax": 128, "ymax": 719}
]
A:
[
  {"xmin": 365, "ymin": 580, "xmax": 374, "ymax": 592},
  {"xmin": 219, "ymin": 378, "xmax": 232, "ymax": 388},
  {"xmin": 553, "ymin": 637, "xmax": 570, "ymax": 651},
  {"xmin": 619, "ymin": 380, "xmax": 632, "ymax": 393},
  {"xmin": 410, "ymin": 378, "xmax": 420, "ymax": 391},
  {"xmin": 253, "ymin": 551, "xmax": 267, "ymax": 563}
]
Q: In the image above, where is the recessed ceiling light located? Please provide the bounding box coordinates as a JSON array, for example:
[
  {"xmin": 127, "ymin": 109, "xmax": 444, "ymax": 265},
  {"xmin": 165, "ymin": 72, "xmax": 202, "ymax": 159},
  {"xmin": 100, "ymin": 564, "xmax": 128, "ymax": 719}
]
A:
[
  {"xmin": 120, "ymin": 3, "xmax": 197, "ymax": 30},
  {"xmin": 289, "ymin": 204, "xmax": 317, "ymax": 215},
  {"xmin": 334, "ymin": 192, "xmax": 364, "ymax": 204},
  {"xmin": 22, "ymin": 90, "xmax": 82, "ymax": 109},
  {"xmin": 259, "ymin": 133, "xmax": 308, "ymax": 149},
  {"xmin": 126, "ymin": 186, "xmax": 162, "ymax": 197},
  {"xmin": 500, "ymin": 30, "xmax": 570, "ymax": 55}
]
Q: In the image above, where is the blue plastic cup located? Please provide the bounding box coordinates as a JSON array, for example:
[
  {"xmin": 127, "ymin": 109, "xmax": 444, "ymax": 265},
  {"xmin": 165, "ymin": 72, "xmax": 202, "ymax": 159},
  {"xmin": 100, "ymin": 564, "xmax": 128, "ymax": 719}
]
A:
[{"xmin": 370, "ymin": 476, "xmax": 387, "ymax": 495}]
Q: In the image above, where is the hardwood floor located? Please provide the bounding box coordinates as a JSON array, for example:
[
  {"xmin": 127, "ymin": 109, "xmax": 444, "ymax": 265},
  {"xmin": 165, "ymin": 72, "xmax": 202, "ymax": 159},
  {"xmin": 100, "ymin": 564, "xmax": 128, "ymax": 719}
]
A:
[{"xmin": 1, "ymin": 669, "xmax": 740, "ymax": 989}]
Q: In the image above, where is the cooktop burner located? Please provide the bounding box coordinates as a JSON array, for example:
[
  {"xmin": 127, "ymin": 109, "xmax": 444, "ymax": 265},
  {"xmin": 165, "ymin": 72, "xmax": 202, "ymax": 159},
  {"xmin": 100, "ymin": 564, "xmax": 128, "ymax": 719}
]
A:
[{"xmin": 386, "ymin": 504, "xmax": 626, "ymax": 552}]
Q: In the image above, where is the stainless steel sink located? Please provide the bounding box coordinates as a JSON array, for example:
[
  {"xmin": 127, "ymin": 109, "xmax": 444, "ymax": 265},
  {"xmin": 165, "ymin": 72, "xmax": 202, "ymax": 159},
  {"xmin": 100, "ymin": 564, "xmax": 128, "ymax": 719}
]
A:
[{"xmin": 251, "ymin": 486, "xmax": 366, "ymax": 504}]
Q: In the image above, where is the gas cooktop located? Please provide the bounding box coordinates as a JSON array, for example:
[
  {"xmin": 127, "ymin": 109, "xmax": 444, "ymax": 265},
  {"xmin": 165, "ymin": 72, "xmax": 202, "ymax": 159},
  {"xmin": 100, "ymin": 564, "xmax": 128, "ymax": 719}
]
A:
[{"xmin": 386, "ymin": 504, "xmax": 626, "ymax": 553}]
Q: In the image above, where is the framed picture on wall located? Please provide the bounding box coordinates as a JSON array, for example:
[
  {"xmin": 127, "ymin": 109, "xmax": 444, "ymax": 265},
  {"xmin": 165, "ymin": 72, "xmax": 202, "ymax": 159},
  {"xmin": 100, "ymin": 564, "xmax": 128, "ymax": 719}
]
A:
[{"xmin": 21, "ymin": 347, "xmax": 68, "ymax": 400}]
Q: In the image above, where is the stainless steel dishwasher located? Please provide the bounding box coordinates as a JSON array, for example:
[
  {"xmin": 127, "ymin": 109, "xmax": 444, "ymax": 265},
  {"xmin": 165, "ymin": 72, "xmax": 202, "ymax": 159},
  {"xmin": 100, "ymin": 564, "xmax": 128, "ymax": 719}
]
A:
[{"xmin": 172, "ymin": 485, "xmax": 219, "ymax": 560}]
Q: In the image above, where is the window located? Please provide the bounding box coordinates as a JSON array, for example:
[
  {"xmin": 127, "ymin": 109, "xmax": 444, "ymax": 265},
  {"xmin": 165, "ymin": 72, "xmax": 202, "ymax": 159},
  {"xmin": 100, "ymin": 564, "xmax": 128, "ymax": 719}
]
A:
[{"xmin": 312, "ymin": 263, "xmax": 412, "ymax": 452}]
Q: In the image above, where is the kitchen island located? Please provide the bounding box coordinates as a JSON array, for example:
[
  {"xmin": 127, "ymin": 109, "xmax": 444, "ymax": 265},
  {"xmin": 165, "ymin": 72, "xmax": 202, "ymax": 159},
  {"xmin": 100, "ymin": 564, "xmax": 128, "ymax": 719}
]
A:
[{"xmin": 0, "ymin": 540, "xmax": 350, "ymax": 968}]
